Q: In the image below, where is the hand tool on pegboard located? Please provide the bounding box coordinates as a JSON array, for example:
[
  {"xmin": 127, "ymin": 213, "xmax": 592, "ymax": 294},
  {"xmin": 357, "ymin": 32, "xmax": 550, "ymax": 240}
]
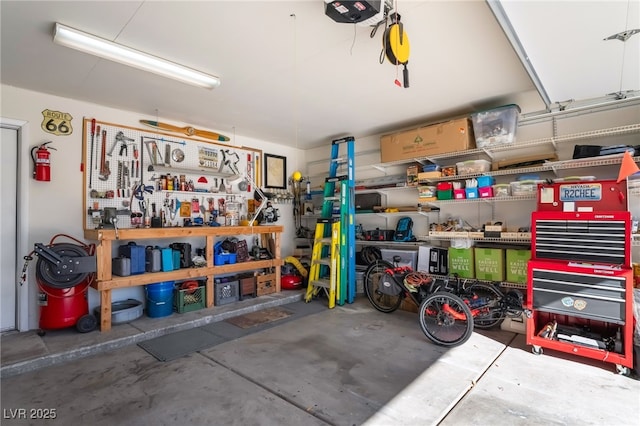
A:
[
  {"xmin": 133, "ymin": 143, "xmax": 139, "ymax": 178},
  {"xmin": 165, "ymin": 143, "xmax": 171, "ymax": 166},
  {"xmin": 116, "ymin": 161, "xmax": 121, "ymax": 196},
  {"xmin": 109, "ymin": 132, "xmax": 134, "ymax": 157},
  {"xmin": 89, "ymin": 119, "xmax": 96, "ymax": 188},
  {"xmin": 98, "ymin": 128, "xmax": 110, "ymax": 181}
]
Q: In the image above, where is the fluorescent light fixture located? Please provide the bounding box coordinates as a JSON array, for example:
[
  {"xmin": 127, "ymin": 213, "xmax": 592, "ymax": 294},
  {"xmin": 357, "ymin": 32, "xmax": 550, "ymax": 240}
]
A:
[{"xmin": 53, "ymin": 23, "xmax": 220, "ymax": 89}]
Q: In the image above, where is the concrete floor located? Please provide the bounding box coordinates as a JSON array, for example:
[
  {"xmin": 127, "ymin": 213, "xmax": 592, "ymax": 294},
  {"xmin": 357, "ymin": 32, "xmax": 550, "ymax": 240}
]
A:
[{"xmin": 1, "ymin": 291, "xmax": 639, "ymax": 426}]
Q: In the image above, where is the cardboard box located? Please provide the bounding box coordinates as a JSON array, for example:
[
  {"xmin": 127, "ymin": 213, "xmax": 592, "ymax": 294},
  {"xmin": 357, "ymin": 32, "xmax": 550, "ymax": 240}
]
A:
[
  {"xmin": 475, "ymin": 248, "xmax": 505, "ymax": 281},
  {"xmin": 428, "ymin": 247, "xmax": 448, "ymax": 275},
  {"xmin": 380, "ymin": 118, "xmax": 475, "ymax": 163},
  {"xmin": 484, "ymin": 224, "xmax": 505, "ymax": 238},
  {"xmin": 400, "ymin": 296, "xmax": 418, "ymax": 313},
  {"xmin": 500, "ymin": 312, "xmax": 526, "ymax": 334},
  {"xmin": 407, "ymin": 164, "xmax": 420, "ymax": 186},
  {"xmin": 448, "ymin": 248, "xmax": 475, "ymax": 278},
  {"xmin": 417, "ymin": 171, "xmax": 442, "ymax": 181},
  {"xmin": 506, "ymin": 249, "xmax": 531, "ymax": 284}
]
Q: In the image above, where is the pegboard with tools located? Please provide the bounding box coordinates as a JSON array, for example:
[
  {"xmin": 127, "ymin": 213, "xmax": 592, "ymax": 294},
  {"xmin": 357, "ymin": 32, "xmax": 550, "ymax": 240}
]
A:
[{"xmin": 83, "ymin": 118, "xmax": 262, "ymax": 231}]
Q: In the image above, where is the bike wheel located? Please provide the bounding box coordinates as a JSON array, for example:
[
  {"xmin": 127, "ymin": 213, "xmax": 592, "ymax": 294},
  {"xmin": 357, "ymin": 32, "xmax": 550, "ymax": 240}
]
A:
[
  {"xmin": 364, "ymin": 259, "xmax": 403, "ymax": 313},
  {"xmin": 418, "ymin": 291, "xmax": 473, "ymax": 347},
  {"xmin": 465, "ymin": 282, "xmax": 505, "ymax": 330}
]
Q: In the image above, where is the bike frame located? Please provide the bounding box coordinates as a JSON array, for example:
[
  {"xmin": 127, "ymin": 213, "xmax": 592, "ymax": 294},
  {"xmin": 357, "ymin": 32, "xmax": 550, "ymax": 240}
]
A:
[{"xmin": 381, "ymin": 264, "xmax": 491, "ymax": 320}]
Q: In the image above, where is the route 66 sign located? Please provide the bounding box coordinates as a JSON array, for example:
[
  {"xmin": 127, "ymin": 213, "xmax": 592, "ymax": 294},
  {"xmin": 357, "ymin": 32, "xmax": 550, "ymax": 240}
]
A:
[{"xmin": 41, "ymin": 109, "xmax": 73, "ymax": 136}]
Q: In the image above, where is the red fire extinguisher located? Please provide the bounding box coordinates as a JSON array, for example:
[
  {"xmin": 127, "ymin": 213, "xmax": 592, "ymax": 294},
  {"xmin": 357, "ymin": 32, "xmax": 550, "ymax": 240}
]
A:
[{"xmin": 31, "ymin": 142, "xmax": 56, "ymax": 181}]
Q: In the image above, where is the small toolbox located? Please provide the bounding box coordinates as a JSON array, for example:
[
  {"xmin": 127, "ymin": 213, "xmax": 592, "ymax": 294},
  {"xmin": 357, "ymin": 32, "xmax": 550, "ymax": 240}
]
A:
[
  {"xmin": 145, "ymin": 246, "xmax": 161, "ymax": 273},
  {"xmin": 170, "ymin": 242, "xmax": 192, "ymax": 268},
  {"xmin": 118, "ymin": 242, "xmax": 145, "ymax": 275},
  {"xmin": 112, "ymin": 256, "xmax": 131, "ymax": 277}
]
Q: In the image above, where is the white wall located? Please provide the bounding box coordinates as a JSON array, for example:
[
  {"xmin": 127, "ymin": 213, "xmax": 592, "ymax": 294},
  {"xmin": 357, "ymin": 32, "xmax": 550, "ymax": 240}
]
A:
[{"xmin": 1, "ymin": 84, "xmax": 304, "ymax": 330}]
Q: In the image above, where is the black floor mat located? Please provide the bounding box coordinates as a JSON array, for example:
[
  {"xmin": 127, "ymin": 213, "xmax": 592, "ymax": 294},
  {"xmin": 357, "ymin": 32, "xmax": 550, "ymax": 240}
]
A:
[
  {"xmin": 138, "ymin": 300, "xmax": 327, "ymax": 362},
  {"xmin": 138, "ymin": 328, "xmax": 226, "ymax": 362}
]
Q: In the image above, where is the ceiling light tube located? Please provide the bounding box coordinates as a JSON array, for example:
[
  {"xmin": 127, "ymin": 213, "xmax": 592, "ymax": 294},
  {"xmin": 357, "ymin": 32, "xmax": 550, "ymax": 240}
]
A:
[{"xmin": 53, "ymin": 23, "xmax": 220, "ymax": 89}]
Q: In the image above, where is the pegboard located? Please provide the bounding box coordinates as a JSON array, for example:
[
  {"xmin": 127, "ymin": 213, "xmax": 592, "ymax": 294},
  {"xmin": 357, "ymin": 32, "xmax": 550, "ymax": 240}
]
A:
[{"xmin": 83, "ymin": 118, "xmax": 262, "ymax": 230}]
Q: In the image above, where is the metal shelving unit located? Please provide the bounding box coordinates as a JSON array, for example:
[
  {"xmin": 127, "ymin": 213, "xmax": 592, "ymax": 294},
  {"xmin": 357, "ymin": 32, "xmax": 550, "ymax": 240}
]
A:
[
  {"xmin": 416, "ymin": 235, "xmax": 531, "ymax": 244},
  {"xmin": 420, "ymin": 193, "xmax": 536, "ymax": 207},
  {"xmin": 418, "ymin": 154, "xmax": 640, "ymax": 184},
  {"xmin": 377, "ymin": 123, "xmax": 640, "ymax": 167}
]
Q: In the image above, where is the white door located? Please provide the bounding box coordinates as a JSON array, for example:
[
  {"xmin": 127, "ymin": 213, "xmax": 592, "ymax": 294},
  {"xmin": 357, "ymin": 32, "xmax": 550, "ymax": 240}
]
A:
[{"xmin": 0, "ymin": 127, "xmax": 18, "ymax": 331}]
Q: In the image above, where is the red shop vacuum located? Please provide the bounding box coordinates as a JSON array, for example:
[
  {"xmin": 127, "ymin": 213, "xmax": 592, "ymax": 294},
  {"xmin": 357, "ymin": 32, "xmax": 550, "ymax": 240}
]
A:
[{"xmin": 25, "ymin": 234, "xmax": 98, "ymax": 335}]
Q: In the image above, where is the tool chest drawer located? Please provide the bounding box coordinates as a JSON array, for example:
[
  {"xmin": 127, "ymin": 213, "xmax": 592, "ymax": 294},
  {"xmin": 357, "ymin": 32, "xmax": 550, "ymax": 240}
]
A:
[
  {"xmin": 532, "ymin": 211, "xmax": 631, "ymax": 266},
  {"xmin": 530, "ymin": 267, "xmax": 627, "ymax": 324}
]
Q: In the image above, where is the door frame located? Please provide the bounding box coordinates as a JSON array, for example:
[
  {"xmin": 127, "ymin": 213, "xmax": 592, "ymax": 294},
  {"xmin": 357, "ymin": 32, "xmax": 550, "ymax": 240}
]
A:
[{"xmin": 1, "ymin": 117, "xmax": 30, "ymax": 331}]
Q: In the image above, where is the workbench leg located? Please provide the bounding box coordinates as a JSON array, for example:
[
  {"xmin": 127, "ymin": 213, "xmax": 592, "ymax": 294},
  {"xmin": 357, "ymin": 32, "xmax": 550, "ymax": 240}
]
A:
[
  {"xmin": 100, "ymin": 289, "xmax": 112, "ymax": 332},
  {"xmin": 274, "ymin": 232, "xmax": 281, "ymax": 292},
  {"xmin": 205, "ymin": 235, "xmax": 214, "ymax": 308},
  {"xmin": 206, "ymin": 275, "xmax": 214, "ymax": 308}
]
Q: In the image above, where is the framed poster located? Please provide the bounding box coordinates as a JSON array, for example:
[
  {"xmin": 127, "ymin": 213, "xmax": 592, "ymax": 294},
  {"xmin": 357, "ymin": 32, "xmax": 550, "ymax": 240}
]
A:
[{"xmin": 264, "ymin": 153, "xmax": 287, "ymax": 189}]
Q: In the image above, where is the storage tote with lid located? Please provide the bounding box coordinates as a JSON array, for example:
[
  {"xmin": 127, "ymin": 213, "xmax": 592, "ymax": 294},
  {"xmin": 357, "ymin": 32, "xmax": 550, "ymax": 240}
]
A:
[{"xmin": 471, "ymin": 104, "xmax": 520, "ymax": 147}]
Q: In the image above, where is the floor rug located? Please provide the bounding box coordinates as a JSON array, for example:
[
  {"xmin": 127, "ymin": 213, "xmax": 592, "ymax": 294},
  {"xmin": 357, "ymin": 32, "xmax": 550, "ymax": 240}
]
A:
[
  {"xmin": 138, "ymin": 328, "xmax": 226, "ymax": 362},
  {"xmin": 224, "ymin": 307, "xmax": 293, "ymax": 329}
]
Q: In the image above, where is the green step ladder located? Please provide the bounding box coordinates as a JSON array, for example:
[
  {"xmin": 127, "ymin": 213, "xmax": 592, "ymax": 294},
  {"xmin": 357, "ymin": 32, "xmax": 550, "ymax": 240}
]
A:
[{"xmin": 335, "ymin": 137, "xmax": 355, "ymax": 305}]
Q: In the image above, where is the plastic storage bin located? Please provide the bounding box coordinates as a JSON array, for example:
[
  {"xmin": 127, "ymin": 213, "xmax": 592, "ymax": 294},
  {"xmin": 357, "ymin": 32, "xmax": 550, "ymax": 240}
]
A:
[
  {"xmin": 465, "ymin": 187, "xmax": 479, "ymax": 199},
  {"xmin": 214, "ymin": 280, "xmax": 239, "ymax": 305},
  {"xmin": 479, "ymin": 186, "xmax": 493, "ymax": 198},
  {"xmin": 174, "ymin": 280, "xmax": 206, "ymax": 313},
  {"xmin": 418, "ymin": 186, "xmax": 437, "ymax": 199},
  {"xmin": 456, "ymin": 159, "xmax": 491, "ymax": 175},
  {"xmin": 381, "ymin": 249, "xmax": 418, "ymax": 270},
  {"xmin": 436, "ymin": 182, "xmax": 453, "ymax": 200},
  {"xmin": 510, "ymin": 180, "xmax": 542, "ymax": 196},
  {"xmin": 453, "ymin": 189, "xmax": 466, "ymax": 199},
  {"xmin": 471, "ymin": 104, "xmax": 520, "ymax": 147},
  {"xmin": 94, "ymin": 299, "xmax": 143, "ymax": 325},
  {"xmin": 492, "ymin": 183, "xmax": 511, "ymax": 197},
  {"xmin": 476, "ymin": 175, "xmax": 494, "ymax": 188}
]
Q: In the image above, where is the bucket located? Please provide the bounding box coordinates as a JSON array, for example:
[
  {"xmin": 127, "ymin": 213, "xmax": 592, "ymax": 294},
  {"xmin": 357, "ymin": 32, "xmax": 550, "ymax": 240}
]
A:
[{"xmin": 145, "ymin": 281, "xmax": 175, "ymax": 318}]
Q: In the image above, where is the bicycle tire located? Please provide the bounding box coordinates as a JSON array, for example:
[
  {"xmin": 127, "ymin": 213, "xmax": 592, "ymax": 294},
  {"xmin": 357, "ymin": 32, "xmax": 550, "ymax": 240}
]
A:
[
  {"xmin": 418, "ymin": 291, "xmax": 473, "ymax": 347},
  {"xmin": 364, "ymin": 259, "xmax": 403, "ymax": 313},
  {"xmin": 464, "ymin": 282, "xmax": 505, "ymax": 330}
]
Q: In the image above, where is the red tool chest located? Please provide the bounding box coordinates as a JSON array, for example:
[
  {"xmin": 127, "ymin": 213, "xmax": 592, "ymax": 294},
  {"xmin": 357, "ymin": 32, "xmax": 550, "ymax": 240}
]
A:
[
  {"xmin": 526, "ymin": 207, "xmax": 634, "ymax": 374},
  {"xmin": 536, "ymin": 179, "xmax": 628, "ymax": 212}
]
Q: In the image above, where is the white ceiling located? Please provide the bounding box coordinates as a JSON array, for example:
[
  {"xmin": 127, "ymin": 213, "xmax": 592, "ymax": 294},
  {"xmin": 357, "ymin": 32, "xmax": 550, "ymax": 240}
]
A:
[{"xmin": 1, "ymin": 1, "xmax": 638, "ymax": 150}]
